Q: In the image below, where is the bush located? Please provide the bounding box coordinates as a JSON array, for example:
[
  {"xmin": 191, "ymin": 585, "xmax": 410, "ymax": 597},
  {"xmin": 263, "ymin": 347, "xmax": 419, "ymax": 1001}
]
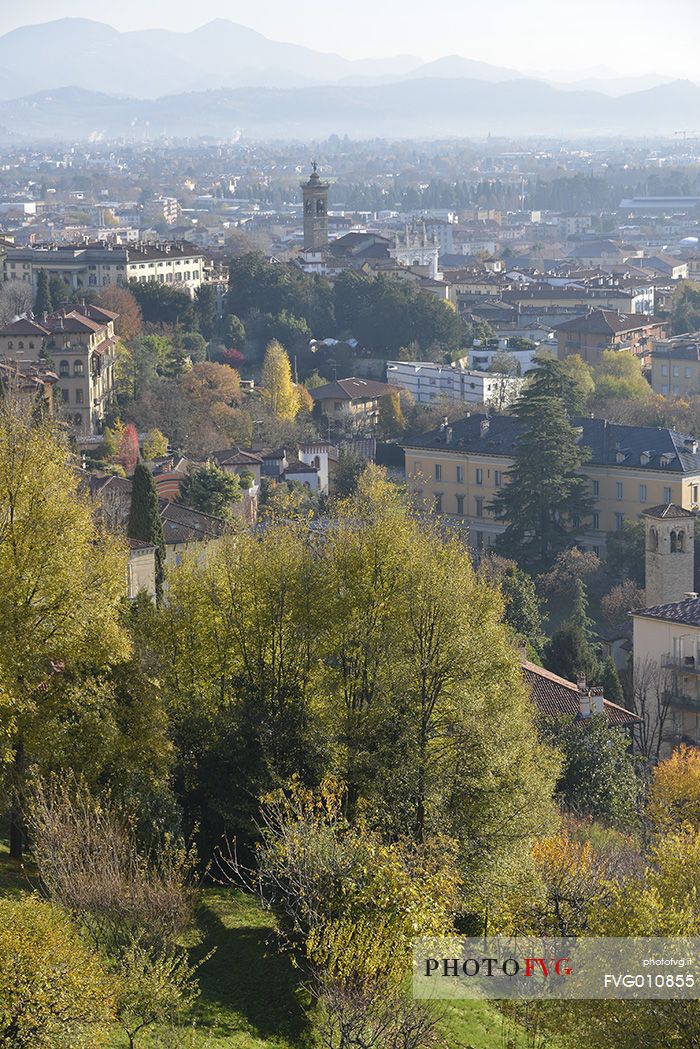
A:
[{"xmin": 0, "ymin": 895, "xmax": 113, "ymax": 1049}]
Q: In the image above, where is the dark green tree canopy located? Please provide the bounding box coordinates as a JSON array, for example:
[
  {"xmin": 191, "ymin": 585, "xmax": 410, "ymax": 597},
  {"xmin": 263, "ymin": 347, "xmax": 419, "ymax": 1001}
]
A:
[
  {"xmin": 128, "ymin": 462, "xmax": 166, "ymax": 602},
  {"xmin": 180, "ymin": 464, "xmax": 241, "ymax": 520}
]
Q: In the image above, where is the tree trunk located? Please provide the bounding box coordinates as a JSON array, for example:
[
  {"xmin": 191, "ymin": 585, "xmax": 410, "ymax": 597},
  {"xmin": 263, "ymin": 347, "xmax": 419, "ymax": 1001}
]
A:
[{"xmin": 8, "ymin": 739, "xmax": 25, "ymax": 861}]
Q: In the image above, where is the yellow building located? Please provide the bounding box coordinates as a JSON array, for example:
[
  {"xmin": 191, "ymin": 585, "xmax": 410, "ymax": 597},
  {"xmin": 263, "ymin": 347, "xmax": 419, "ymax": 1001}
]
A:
[
  {"xmin": 650, "ymin": 336, "xmax": 700, "ymax": 398},
  {"xmin": 402, "ymin": 414, "xmax": 700, "ymax": 557}
]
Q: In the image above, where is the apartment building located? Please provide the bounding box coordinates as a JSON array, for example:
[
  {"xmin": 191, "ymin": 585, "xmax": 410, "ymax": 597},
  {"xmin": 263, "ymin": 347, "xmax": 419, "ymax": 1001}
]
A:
[
  {"xmin": 3, "ymin": 241, "xmax": 207, "ymax": 297},
  {"xmin": 650, "ymin": 335, "xmax": 700, "ymax": 398},
  {"xmin": 0, "ymin": 303, "xmax": 118, "ymax": 434},
  {"xmin": 386, "ymin": 360, "xmax": 523, "ymax": 408},
  {"xmin": 402, "ymin": 413, "xmax": 700, "ymax": 558},
  {"xmin": 554, "ymin": 309, "xmax": 667, "ymax": 365}
]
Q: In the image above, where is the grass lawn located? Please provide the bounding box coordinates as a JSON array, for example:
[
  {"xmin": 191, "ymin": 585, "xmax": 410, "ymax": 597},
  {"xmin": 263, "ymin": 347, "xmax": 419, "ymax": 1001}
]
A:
[{"xmin": 0, "ymin": 852, "xmax": 552, "ymax": 1048}]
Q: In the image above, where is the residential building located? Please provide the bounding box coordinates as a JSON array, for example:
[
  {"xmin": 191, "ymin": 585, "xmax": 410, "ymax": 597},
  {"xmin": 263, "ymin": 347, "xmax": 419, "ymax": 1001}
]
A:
[
  {"xmin": 159, "ymin": 500, "xmax": 227, "ymax": 568},
  {"xmin": 310, "ymin": 377, "xmax": 397, "ymax": 430},
  {"xmin": 650, "ymin": 335, "xmax": 700, "ymax": 398},
  {"xmin": 631, "ymin": 505, "xmax": 700, "ymax": 749},
  {"xmin": 3, "ymin": 241, "xmax": 208, "ymax": 296},
  {"xmin": 0, "ymin": 303, "xmax": 118, "ymax": 434},
  {"xmin": 127, "ymin": 539, "xmax": 157, "ymax": 601},
  {"xmin": 523, "ymin": 661, "xmax": 641, "ymax": 730},
  {"xmin": 554, "ymin": 309, "xmax": 667, "ymax": 365},
  {"xmin": 402, "ymin": 414, "xmax": 700, "ymax": 558},
  {"xmin": 386, "ymin": 360, "xmax": 523, "ymax": 408}
]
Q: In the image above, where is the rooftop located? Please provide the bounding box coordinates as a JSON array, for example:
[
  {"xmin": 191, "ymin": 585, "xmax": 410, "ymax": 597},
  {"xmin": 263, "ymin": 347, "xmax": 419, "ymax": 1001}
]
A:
[
  {"xmin": 523, "ymin": 661, "xmax": 641, "ymax": 727},
  {"xmin": 631, "ymin": 597, "xmax": 700, "ymax": 627}
]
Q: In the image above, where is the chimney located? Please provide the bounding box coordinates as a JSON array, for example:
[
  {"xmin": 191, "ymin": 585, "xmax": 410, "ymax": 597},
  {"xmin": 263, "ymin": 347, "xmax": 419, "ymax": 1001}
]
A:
[
  {"xmin": 685, "ymin": 592, "xmax": 699, "ymax": 600},
  {"xmin": 480, "ymin": 419, "xmax": 490, "ymax": 438},
  {"xmin": 577, "ymin": 673, "xmax": 591, "ymax": 718},
  {"xmin": 590, "ymin": 687, "xmax": 605, "ymax": 716},
  {"xmin": 445, "ymin": 426, "xmax": 453, "ymax": 444}
]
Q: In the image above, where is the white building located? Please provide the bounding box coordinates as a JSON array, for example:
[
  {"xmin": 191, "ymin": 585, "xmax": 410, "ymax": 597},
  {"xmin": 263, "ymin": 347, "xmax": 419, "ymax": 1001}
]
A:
[{"xmin": 386, "ymin": 360, "xmax": 523, "ymax": 408}]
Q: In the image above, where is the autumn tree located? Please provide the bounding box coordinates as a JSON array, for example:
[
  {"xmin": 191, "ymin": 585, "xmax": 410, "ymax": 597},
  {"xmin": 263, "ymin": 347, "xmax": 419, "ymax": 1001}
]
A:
[
  {"xmin": 0, "ymin": 398, "xmax": 129, "ymax": 858},
  {"xmin": 116, "ymin": 422, "xmax": 140, "ymax": 474},
  {"xmin": 141, "ymin": 428, "xmax": 168, "ymax": 461},
  {"xmin": 261, "ymin": 340, "xmax": 298, "ymax": 420},
  {"xmin": 96, "ymin": 285, "xmax": 143, "ymax": 341}
]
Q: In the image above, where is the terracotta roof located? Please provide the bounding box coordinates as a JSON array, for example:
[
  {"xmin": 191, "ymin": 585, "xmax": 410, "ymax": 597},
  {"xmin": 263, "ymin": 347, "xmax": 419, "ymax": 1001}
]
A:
[
  {"xmin": 553, "ymin": 309, "xmax": 659, "ymax": 336},
  {"xmin": 522, "ymin": 661, "xmax": 641, "ymax": 727}
]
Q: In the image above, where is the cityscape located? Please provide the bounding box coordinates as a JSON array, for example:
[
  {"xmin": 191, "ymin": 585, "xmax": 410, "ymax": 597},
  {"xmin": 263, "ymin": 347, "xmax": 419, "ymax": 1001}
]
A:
[{"xmin": 0, "ymin": 5, "xmax": 698, "ymax": 1049}]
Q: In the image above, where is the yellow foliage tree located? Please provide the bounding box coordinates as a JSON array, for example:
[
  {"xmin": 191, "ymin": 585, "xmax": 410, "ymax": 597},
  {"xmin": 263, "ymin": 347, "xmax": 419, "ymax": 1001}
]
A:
[
  {"xmin": 647, "ymin": 744, "xmax": 700, "ymax": 832},
  {"xmin": 261, "ymin": 340, "xmax": 298, "ymax": 419}
]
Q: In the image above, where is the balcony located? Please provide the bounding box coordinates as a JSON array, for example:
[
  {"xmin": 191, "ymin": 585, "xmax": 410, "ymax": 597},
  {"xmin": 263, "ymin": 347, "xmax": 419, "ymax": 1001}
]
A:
[
  {"xmin": 661, "ymin": 653, "xmax": 700, "ymax": 676},
  {"xmin": 664, "ymin": 689, "xmax": 700, "ymax": 712}
]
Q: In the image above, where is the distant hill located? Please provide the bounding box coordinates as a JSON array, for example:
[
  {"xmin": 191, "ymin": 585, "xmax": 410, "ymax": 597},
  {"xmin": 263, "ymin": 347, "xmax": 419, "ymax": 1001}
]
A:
[
  {"xmin": 0, "ymin": 18, "xmax": 688, "ymax": 102},
  {"xmin": 1, "ymin": 77, "xmax": 699, "ymax": 142}
]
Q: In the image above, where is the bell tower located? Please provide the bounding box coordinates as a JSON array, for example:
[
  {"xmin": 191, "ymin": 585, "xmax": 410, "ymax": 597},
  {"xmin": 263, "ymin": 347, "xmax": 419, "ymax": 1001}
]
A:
[
  {"xmin": 301, "ymin": 161, "xmax": 329, "ymax": 251},
  {"xmin": 643, "ymin": 503, "xmax": 696, "ymax": 606}
]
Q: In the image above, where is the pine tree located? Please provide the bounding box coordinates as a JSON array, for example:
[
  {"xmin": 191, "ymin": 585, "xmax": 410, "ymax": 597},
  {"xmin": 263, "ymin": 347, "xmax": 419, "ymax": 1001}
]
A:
[
  {"xmin": 543, "ymin": 578, "xmax": 601, "ymax": 683},
  {"xmin": 492, "ymin": 356, "xmax": 594, "ymax": 574},
  {"xmin": 599, "ymin": 655, "xmax": 625, "ymax": 708},
  {"xmin": 128, "ymin": 463, "xmax": 166, "ymax": 604},
  {"xmin": 261, "ymin": 340, "xmax": 298, "ymax": 420},
  {"xmin": 34, "ymin": 269, "xmax": 52, "ymax": 316}
]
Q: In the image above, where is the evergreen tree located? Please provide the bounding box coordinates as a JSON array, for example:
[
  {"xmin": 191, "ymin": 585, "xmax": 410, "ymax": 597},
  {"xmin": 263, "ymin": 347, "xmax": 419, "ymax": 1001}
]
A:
[
  {"xmin": 599, "ymin": 655, "xmax": 625, "ymax": 708},
  {"xmin": 180, "ymin": 464, "xmax": 241, "ymax": 520},
  {"xmin": 34, "ymin": 269, "xmax": 52, "ymax": 315},
  {"xmin": 543, "ymin": 578, "xmax": 601, "ymax": 683},
  {"xmin": 492, "ymin": 357, "xmax": 594, "ymax": 573},
  {"xmin": 128, "ymin": 463, "xmax": 166, "ymax": 604},
  {"xmin": 195, "ymin": 284, "xmax": 218, "ymax": 341}
]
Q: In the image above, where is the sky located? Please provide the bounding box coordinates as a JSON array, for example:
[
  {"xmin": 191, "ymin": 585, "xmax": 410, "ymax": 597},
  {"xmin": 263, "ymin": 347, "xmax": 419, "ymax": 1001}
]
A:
[{"xmin": 1, "ymin": 0, "xmax": 698, "ymax": 79}]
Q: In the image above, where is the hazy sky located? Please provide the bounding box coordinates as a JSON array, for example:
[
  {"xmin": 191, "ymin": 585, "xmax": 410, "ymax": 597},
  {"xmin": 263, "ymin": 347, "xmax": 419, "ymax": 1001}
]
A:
[{"xmin": 3, "ymin": 0, "xmax": 699, "ymax": 78}]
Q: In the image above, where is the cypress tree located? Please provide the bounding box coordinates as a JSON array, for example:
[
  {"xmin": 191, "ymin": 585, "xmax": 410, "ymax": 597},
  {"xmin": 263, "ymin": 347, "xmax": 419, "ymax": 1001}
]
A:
[
  {"xmin": 543, "ymin": 578, "xmax": 601, "ymax": 684},
  {"xmin": 34, "ymin": 269, "xmax": 52, "ymax": 316},
  {"xmin": 128, "ymin": 462, "xmax": 166, "ymax": 605}
]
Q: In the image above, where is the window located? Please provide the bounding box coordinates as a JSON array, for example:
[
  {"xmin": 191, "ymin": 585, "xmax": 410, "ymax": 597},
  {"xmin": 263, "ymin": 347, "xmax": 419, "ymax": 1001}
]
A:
[
  {"xmin": 615, "ymin": 512, "xmax": 624, "ymax": 530},
  {"xmin": 456, "ymin": 494, "xmax": 464, "ymax": 514},
  {"xmin": 75, "ymin": 389, "xmax": 83, "ymax": 404},
  {"xmin": 639, "ymin": 484, "xmax": 647, "ymax": 502},
  {"xmin": 475, "ymin": 468, "xmax": 483, "ymax": 485},
  {"xmin": 673, "ymin": 366, "xmax": 680, "ymax": 377},
  {"xmin": 435, "ymin": 464, "xmax": 442, "ymax": 481},
  {"xmin": 686, "ymin": 367, "xmax": 692, "ymax": 379},
  {"xmin": 494, "ymin": 470, "xmax": 502, "ymax": 487},
  {"xmin": 664, "ymin": 486, "xmax": 672, "ymax": 503},
  {"xmin": 616, "ymin": 481, "xmax": 623, "ymax": 500},
  {"xmin": 61, "ymin": 388, "xmax": 69, "ymax": 403},
  {"xmin": 74, "ymin": 414, "xmax": 82, "ymax": 427},
  {"xmin": 592, "ymin": 480, "xmax": 599, "ymax": 497},
  {"xmin": 693, "ymin": 485, "xmax": 699, "ymax": 504},
  {"xmin": 475, "ymin": 496, "xmax": 484, "ymax": 517},
  {"xmin": 456, "ymin": 465, "xmax": 464, "ymax": 484},
  {"xmin": 74, "ymin": 361, "xmax": 84, "ymax": 376},
  {"xmin": 434, "ymin": 493, "xmax": 443, "ymax": 513},
  {"xmin": 17, "ymin": 341, "xmax": 23, "ymax": 350},
  {"xmin": 661, "ymin": 364, "xmax": 668, "ymax": 376},
  {"xmin": 592, "ymin": 512, "xmax": 600, "ymax": 529},
  {"xmin": 59, "ymin": 360, "xmax": 69, "ymax": 377}
]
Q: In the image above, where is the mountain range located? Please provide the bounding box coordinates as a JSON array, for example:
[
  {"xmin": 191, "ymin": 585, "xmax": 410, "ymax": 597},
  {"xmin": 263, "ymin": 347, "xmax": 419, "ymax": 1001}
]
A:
[{"xmin": 0, "ymin": 18, "xmax": 694, "ymax": 141}]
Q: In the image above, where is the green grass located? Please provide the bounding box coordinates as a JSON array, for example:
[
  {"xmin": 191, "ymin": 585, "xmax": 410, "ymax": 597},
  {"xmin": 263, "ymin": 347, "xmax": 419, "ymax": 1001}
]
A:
[{"xmin": 0, "ymin": 853, "xmax": 551, "ymax": 1048}]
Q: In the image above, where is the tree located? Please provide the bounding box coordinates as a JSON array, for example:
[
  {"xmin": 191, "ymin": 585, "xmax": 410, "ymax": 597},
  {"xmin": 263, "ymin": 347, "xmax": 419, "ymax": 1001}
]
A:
[
  {"xmin": 129, "ymin": 282, "xmax": 196, "ymax": 329},
  {"xmin": 142, "ymin": 428, "xmax": 169, "ymax": 461},
  {"xmin": 478, "ymin": 555, "xmax": 544, "ymax": 655},
  {"xmin": 647, "ymin": 745, "xmax": 700, "ymax": 832},
  {"xmin": 179, "ymin": 464, "xmax": 241, "ymax": 520},
  {"xmin": 334, "ymin": 449, "xmax": 366, "ymax": 498},
  {"xmin": 261, "ymin": 340, "xmax": 299, "ymax": 420},
  {"xmin": 560, "ymin": 353, "xmax": 595, "ymax": 409},
  {"xmin": 605, "ymin": 519, "xmax": 645, "ymax": 587},
  {"xmin": 543, "ymin": 578, "xmax": 601, "ymax": 683},
  {"xmin": 0, "ymin": 279, "xmax": 33, "ymax": 325},
  {"xmin": 96, "ymin": 285, "xmax": 143, "ymax": 341},
  {"xmin": 48, "ymin": 275, "xmax": 71, "ymax": 310},
  {"xmin": 599, "ymin": 655, "xmax": 625, "ymax": 707},
  {"xmin": 116, "ymin": 422, "xmax": 140, "ymax": 474},
  {"xmin": 492, "ymin": 357, "xmax": 594, "ymax": 573},
  {"xmin": 128, "ymin": 463, "xmax": 166, "ymax": 603},
  {"xmin": 544, "ymin": 712, "xmax": 640, "ymax": 827},
  {"xmin": 224, "ymin": 314, "xmax": 246, "ymax": 347},
  {"xmin": 195, "ymin": 283, "xmax": 218, "ymax": 341},
  {"xmin": 601, "ymin": 580, "xmax": 645, "ymax": 631},
  {"xmin": 34, "ymin": 269, "xmax": 52, "ymax": 315},
  {"xmin": 0, "ymin": 896, "xmax": 113, "ymax": 1049},
  {"xmin": 0, "ymin": 399, "xmax": 129, "ymax": 860},
  {"xmin": 377, "ymin": 390, "xmax": 404, "ymax": 436},
  {"xmin": 593, "ymin": 350, "xmax": 652, "ymax": 403}
]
